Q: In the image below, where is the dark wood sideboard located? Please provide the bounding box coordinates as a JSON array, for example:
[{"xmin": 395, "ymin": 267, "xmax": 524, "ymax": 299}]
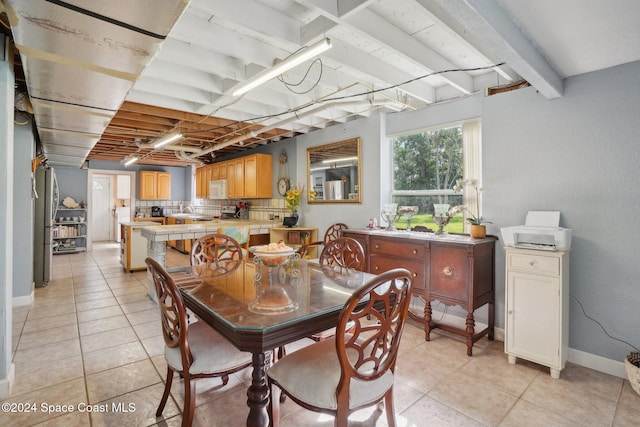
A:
[{"xmin": 343, "ymin": 229, "xmax": 498, "ymax": 356}]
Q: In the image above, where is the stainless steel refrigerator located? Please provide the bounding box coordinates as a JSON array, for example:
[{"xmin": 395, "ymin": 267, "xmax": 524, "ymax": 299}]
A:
[{"xmin": 34, "ymin": 167, "xmax": 58, "ymax": 287}]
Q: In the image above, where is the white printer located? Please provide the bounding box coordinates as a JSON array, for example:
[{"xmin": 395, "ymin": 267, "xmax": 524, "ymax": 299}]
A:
[{"xmin": 501, "ymin": 211, "xmax": 572, "ymax": 251}]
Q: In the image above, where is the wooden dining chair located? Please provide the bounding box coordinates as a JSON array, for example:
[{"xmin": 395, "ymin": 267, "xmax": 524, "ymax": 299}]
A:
[
  {"xmin": 267, "ymin": 268, "xmax": 413, "ymax": 427},
  {"xmin": 190, "ymin": 233, "xmax": 244, "ymax": 265},
  {"xmin": 146, "ymin": 257, "xmax": 252, "ymax": 427},
  {"xmin": 299, "ymin": 222, "xmax": 349, "ymax": 258},
  {"xmin": 318, "ymin": 236, "xmax": 365, "ymax": 272}
]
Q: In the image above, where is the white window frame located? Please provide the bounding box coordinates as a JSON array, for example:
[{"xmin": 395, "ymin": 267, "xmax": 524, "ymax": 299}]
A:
[{"xmin": 389, "ymin": 119, "xmax": 481, "ymax": 232}]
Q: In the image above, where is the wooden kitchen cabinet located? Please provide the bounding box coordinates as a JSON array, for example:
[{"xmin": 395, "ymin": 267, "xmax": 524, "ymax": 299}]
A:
[
  {"xmin": 244, "ymin": 153, "xmax": 272, "ymax": 198},
  {"xmin": 121, "ymin": 222, "xmax": 156, "ymax": 272},
  {"xmin": 344, "ymin": 229, "xmax": 497, "ymax": 356},
  {"xmin": 196, "ymin": 153, "xmax": 271, "ymax": 199},
  {"xmin": 139, "ymin": 171, "xmax": 171, "ymax": 200},
  {"xmin": 505, "ymin": 247, "xmax": 569, "ymax": 378}
]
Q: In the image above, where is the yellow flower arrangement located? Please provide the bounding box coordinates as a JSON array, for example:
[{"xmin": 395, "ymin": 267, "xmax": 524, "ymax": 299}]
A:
[{"xmin": 285, "ymin": 184, "xmax": 304, "ymax": 212}]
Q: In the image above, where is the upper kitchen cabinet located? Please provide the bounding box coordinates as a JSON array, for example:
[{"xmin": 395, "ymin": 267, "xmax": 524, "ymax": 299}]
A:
[
  {"xmin": 196, "ymin": 153, "xmax": 271, "ymax": 199},
  {"xmin": 139, "ymin": 171, "xmax": 171, "ymax": 200},
  {"xmin": 116, "ymin": 175, "xmax": 131, "ymax": 200},
  {"xmin": 244, "ymin": 153, "xmax": 272, "ymax": 198}
]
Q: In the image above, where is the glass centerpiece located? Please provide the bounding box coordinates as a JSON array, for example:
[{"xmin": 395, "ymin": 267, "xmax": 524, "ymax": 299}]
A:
[
  {"xmin": 380, "ymin": 203, "xmax": 400, "ymax": 231},
  {"xmin": 432, "ymin": 205, "xmax": 464, "ymax": 236},
  {"xmin": 398, "ymin": 206, "xmax": 419, "ymax": 231}
]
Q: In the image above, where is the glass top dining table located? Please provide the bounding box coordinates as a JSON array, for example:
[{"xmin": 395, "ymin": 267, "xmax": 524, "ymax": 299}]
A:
[{"xmin": 168, "ymin": 257, "xmax": 376, "ymax": 427}]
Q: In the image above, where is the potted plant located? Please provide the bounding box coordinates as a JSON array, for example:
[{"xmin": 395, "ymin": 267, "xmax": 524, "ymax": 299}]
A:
[
  {"xmin": 285, "ymin": 184, "xmax": 304, "ymax": 226},
  {"xmin": 453, "ymin": 179, "xmax": 491, "ymax": 238}
]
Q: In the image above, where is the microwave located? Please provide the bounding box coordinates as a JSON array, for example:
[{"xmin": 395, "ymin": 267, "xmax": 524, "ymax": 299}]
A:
[{"xmin": 209, "ymin": 179, "xmax": 228, "ymax": 199}]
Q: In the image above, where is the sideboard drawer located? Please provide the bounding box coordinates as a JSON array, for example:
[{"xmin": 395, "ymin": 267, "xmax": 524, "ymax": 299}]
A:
[
  {"xmin": 508, "ymin": 252, "xmax": 560, "ymax": 276},
  {"xmin": 370, "ymin": 237, "xmax": 426, "ymax": 260},
  {"xmin": 370, "ymin": 254, "xmax": 426, "ymax": 291}
]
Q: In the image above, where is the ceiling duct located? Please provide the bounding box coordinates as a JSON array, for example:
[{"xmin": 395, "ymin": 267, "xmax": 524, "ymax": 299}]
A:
[{"xmin": 4, "ymin": 0, "xmax": 188, "ymax": 168}]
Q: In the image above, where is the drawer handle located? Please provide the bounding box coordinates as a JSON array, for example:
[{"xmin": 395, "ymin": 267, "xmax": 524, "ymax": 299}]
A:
[
  {"xmin": 374, "ymin": 244, "xmax": 379, "ymax": 249},
  {"xmin": 443, "ymin": 266, "xmax": 453, "ymax": 276},
  {"xmin": 374, "ymin": 265, "xmax": 379, "ymax": 271},
  {"xmin": 529, "ymin": 261, "xmax": 535, "ymax": 266},
  {"xmin": 412, "ymin": 272, "xmax": 417, "ymax": 277},
  {"xmin": 412, "ymin": 249, "xmax": 417, "ymax": 254}
]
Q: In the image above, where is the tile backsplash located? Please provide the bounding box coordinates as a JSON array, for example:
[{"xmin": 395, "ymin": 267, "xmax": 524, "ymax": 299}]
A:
[{"xmin": 134, "ymin": 198, "xmax": 290, "ymax": 221}]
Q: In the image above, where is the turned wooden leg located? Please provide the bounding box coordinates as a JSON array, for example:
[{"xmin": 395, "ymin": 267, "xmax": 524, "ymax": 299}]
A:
[
  {"xmin": 465, "ymin": 312, "xmax": 475, "ymax": 356},
  {"xmin": 424, "ymin": 300, "xmax": 432, "ymax": 341},
  {"xmin": 246, "ymin": 352, "xmax": 270, "ymax": 427}
]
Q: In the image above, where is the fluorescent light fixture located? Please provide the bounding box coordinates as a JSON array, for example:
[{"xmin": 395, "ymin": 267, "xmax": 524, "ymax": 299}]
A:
[
  {"xmin": 231, "ymin": 38, "xmax": 332, "ymax": 97},
  {"xmin": 322, "ymin": 156, "xmax": 358, "ymax": 164},
  {"xmin": 123, "ymin": 156, "xmax": 138, "ymax": 166},
  {"xmin": 153, "ymin": 132, "xmax": 183, "ymax": 149},
  {"xmin": 310, "ymin": 166, "xmax": 331, "ymax": 172}
]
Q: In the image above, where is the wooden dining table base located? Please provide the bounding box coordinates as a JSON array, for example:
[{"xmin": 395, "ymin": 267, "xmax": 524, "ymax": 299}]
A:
[{"xmin": 246, "ymin": 352, "xmax": 270, "ymax": 427}]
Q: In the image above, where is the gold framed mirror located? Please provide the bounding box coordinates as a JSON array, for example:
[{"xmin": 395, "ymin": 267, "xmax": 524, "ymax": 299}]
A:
[{"xmin": 307, "ymin": 137, "xmax": 361, "ymax": 204}]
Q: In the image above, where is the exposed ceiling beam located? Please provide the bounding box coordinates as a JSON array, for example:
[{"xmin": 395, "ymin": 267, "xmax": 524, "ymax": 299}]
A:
[{"xmin": 425, "ymin": 0, "xmax": 563, "ymax": 98}]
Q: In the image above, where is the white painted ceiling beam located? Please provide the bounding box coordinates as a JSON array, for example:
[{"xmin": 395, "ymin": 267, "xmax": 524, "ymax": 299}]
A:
[
  {"xmin": 189, "ymin": 0, "xmax": 301, "ymax": 46},
  {"xmin": 345, "ymin": 8, "xmax": 473, "ymax": 94},
  {"xmin": 425, "ymin": 0, "xmax": 562, "ymax": 98},
  {"xmin": 413, "ymin": 0, "xmax": 518, "ymax": 82}
]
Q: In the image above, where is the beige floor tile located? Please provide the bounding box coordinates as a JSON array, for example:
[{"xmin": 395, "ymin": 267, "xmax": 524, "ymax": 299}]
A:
[
  {"xmin": 132, "ymin": 320, "xmax": 162, "ymax": 340},
  {"xmin": 86, "ymin": 359, "xmax": 162, "ymax": 404},
  {"xmin": 111, "ymin": 284, "xmax": 150, "ymax": 297},
  {"xmin": 126, "ymin": 308, "xmax": 160, "ymax": 325},
  {"xmin": 22, "ymin": 312, "xmax": 77, "ymax": 334},
  {"xmin": 90, "ymin": 383, "xmax": 181, "ymax": 427},
  {"xmin": 32, "ymin": 410, "xmax": 91, "ymax": 427},
  {"xmin": 31, "ymin": 294, "xmax": 75, "ymax": 308},
  {"xmin": 80, "ymin": 325, "xmax": 139, "ymax": 353},
  {"xmin": 428, "ymin": 368, "xmax": 519, "ymax": 425},
  {"xmin": 26, "ymin": 302, "xmax": 76, "ymax": 320},
  {"xmin": 83, "ymin": 340, "xmax": 149, "ymax": 375},
  {"xmin": 75, "ymin": 296, "xmax": 120, "ymax": 312},
  {"xmin": 115, "ymin": 291, "xmax": 152, "ymax": 305},
  {"xmin": 17, "ymin": 323, "xmax": 79, "ymax": 350},
  {"xmin": 78, "ymin": 314, "xmax": 130, "ymax": 336},
  {"xmin": 0, "ymin": 378, "xmax": 87, "ymax": 427},
  {"xmin": 522, "ymin": 371, "xmax": 618, "ymax": 426},
  {"xmin": 500, "ymin": 399, "xmax": 583, "ymax": 427},
  {"xmin": 11, "ymin": 355, "xmax": 85, "ymax": 396},
  {"xmin": 141, "ymin": 334, "xmax": 166, "ymax": 357},
  {"xmin": 13, "ymin": 337, "xmax": 81, "ymax": 364},
  {"xmin": 76, "ymin": 305, "xmax": 123, "ymax": 322},
  {"xmin": 120, "ymin": 299, "xmax": 158, "ymax": 314},
  {"xmin": 74, "ymin": 290, "xmax": 114, "ymax": 302},
  {"xmin": 398, "ymin": 394, "xmax": 485, "ymax": 427}
]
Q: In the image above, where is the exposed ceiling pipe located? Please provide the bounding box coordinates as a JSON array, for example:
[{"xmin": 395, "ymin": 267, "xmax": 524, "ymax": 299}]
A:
[{"xmin": 188, "ymin": 99, "xmax": 404, "ymax": 159}]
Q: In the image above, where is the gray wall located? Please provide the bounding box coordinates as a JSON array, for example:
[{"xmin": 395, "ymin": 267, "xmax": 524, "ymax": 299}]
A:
[
  {"xmin": 292, "ymin": 60, "xmax": 640, "ymax": 365},
  {"xmin": 55, "ymin": 167, "xmax": 88, "ymax": 204},
  {"xmin": 13, "ymin": 119, "xmax": 35, "ymax": 300},
  {"xmin": 482, "ymin": 61, "xmax": 640, "ymax": 361}
]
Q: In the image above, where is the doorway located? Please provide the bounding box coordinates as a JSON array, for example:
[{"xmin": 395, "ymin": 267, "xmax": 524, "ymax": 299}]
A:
[{"xmin": 92, "ymin": 175, "xmax": 114, "ymax": 241}]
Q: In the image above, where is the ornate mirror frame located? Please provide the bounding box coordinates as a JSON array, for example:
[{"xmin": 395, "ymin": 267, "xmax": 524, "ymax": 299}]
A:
[{"xmin": 307, "ymin": 137, "xmax": 362, "ymax": 204}]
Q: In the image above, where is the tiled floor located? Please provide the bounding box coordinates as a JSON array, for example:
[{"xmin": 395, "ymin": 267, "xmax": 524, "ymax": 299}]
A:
[{"xmin": 2, "ymin": 242, "xmax": 639, "ymax": 426}]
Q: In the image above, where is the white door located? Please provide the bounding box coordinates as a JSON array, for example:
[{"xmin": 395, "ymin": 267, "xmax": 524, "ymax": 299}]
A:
[{"xmin": 92, "ymin": 175, "xmax": 113, "ymax": 241}]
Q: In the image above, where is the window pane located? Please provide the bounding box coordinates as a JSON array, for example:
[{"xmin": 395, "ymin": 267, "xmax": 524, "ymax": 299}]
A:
[{"xmin": 392, "ymin": 126, "xmax": 463, "ymax": 192}]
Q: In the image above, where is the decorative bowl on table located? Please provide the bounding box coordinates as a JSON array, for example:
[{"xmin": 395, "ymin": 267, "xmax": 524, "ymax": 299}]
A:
[{"xmin": 249, "ymin": 243, "xmax": 296, "ymax": 267}]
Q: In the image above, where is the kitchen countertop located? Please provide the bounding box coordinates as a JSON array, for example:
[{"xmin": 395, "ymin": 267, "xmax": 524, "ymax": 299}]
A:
[
  {"xmin": 120, "ymin": 221, "xmax": 159, "ymax": 227},
  {"xmin": 140, "ymin": 219, "xmax": 275, "ymax": 242}
]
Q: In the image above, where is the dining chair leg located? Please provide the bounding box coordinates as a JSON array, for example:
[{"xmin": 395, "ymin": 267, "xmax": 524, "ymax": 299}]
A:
[
  {"xmin": 384, "ymin": 390, "xmax": 396, "ymax": 427},
  {"xmin": 221, "ymin": 374, "xmax": 229, "ymax": 385},
  {"xmin": 182, "ymin": 377, "xmax": 196, "ymax": 427},
  {"xmin": 156, "ymin": 366, "xmax": 174, "ymax": 416},
  {"xmin": 268, "ymin": 381, "xmax": 281, "ymax": 427}
]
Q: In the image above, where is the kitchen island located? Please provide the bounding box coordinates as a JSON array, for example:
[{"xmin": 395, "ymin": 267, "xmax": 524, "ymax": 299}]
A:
[{"xmin": 140, "ymin": 219, "xmax": 275, "ymax": 300}]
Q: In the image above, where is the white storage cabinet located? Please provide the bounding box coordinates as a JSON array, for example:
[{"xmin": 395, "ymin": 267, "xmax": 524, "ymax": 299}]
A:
[{"xmin": 504, "ymin": 247, "xmax": 570, "ymax": 378}]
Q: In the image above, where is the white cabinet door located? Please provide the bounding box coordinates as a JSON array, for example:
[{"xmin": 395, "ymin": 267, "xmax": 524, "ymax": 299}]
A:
[
  {"xmin": 506, "ymin": 271, "xmax": 560, "ymax": 367},
  {"xmin": 116, "ymin": 175, "xmax": 131, "ymax": 200}
]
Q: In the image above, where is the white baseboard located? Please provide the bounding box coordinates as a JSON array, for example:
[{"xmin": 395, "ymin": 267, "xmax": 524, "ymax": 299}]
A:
[
  {"xmin": 13, "ymin": 290, "xmax": 34, "ymax": 307},
  {"xmin": 0, "ymin": 363, "xmax": 15, "ymax": 398},
  {"xmin": 431, "ymin": 310, "xmax": 626, "ymax": 379},
  {"xmin": 568, "ymin": 348, "xmax": 627, "ymax": 379}
]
